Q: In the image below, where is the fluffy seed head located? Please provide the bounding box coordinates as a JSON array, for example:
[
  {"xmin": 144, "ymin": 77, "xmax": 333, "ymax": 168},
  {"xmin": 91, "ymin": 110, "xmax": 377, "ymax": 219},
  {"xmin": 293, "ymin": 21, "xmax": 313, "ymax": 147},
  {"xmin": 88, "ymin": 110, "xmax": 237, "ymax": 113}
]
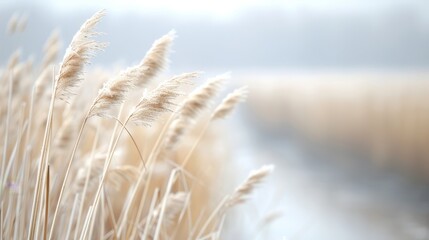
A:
[
  {"xmin": 89, "ymin": 72, "xmax": 135, "ymax": 118},
  {"xmin": 55, "ymin": 10, "xmax": 107, "ymax": 101},
  {"xmin": 129, "ymin": 72, "xmax": 197, "ymax": 127},
  {"xmin": 211, "ymin": 86, "xmax": 248, "ymax": 120},
  {"xmin": 136, "ymin": 30, "xmax": 176, "ymax": 87},
  {"xmin": 180, "ymin": 73, "xmax": 226, "ymax": 119},
  {"xmin": 7, "ymin": 13, "xmax": 19, "ymax": 34},
  {"xmin": 225, "ymin": 165, "xmax": 274, "ymax": 208},
  {"xmin": 164, "ymin": 73, "xmax": 226, "ymax": 150}
]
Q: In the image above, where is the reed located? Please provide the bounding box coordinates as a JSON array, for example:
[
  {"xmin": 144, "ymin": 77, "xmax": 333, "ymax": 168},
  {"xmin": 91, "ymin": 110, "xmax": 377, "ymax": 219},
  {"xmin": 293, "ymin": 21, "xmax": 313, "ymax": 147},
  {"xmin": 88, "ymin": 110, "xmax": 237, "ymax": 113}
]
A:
[{"xmin": 0, "ymin": 10, "xmax": 273, "ymax": 240}]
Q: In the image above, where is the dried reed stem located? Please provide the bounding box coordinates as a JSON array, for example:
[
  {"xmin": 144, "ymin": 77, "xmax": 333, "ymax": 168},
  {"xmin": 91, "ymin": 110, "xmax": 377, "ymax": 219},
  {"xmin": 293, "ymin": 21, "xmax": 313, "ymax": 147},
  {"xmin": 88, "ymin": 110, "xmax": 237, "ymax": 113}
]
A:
[
  {"xmin": 49, "ymin": 11, "xmax": 106, "ymax": 238},
  {"xmin": 43, "ymin": 165, "xmax": 50, "ymax": 240}
]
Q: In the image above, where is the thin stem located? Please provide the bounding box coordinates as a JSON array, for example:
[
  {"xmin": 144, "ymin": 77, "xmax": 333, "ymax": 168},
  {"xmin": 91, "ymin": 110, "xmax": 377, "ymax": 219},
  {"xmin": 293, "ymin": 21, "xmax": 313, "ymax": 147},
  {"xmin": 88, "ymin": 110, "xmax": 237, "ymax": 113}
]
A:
[
  {"xmin": 73, "ymin": 127, "xmax": 100, "ymax": 240},
  {"xmin": 111, "ymin": 116, "xmax": 146, "ymax": 168},
  {"xmin": 65, "ymin": 194, "xmax": 80, "ymax": 240},
  {"xmin": 195, "ymin": 196, "xmax": 228, "ymax": 239},
  {"xmin": 18, "ymin": 84, "xmax": 36, "ymax": 240},
  {"xmin": 104, "ymin": 188, "xmax": 118, "ymax": 239},
  {"xmin": 181, "ymin": 120, "xmax": 210, "ymax": 168},
  {"xmin": 35, "ymin": 83, "xmax": 56, "ymax": 239},
  {"xmin": 1, "ymin": 73, "xmax": 13, "ymax": 201},
  {"xmin": 117, "ymin": 161, "xmax": 154, "ymax": 237},
  {"xmin": 49, "ymin": 115, "xmax": 89, "ymax": 240},
  {"xmin": 141, "ymin": 188, "xmax": 160, "ymax": 240},
  {"xmin": 153, "ymin": 169, "xmax": 178, "ymax": 240},
  {"xmin": 43, "ymin": 165, "xmax": 50, "ymax": 240},
  {"xmin": 0, "ymin": 206, "xmax": 3, "ymax": 240},
  {"xmin": 143, "ymin": 112, "xmax": 177, "ymax": 170}
]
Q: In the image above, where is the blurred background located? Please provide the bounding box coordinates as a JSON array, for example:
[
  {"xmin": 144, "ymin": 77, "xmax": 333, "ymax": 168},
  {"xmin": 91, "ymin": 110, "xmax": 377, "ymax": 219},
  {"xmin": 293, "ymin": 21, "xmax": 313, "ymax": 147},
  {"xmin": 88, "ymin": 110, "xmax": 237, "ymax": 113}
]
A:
[{"xmin": 2, "ymin": 0, "xmax": 429, "ymax": 239}]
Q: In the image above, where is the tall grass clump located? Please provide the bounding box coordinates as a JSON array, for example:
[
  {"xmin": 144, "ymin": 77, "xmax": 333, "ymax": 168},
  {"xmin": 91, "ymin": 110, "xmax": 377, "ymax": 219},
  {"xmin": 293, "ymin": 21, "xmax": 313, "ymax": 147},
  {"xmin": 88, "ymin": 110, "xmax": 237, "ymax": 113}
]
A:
[{"xmin": 0, "ymin": 10, "xmax": 273, "ymax": 239}]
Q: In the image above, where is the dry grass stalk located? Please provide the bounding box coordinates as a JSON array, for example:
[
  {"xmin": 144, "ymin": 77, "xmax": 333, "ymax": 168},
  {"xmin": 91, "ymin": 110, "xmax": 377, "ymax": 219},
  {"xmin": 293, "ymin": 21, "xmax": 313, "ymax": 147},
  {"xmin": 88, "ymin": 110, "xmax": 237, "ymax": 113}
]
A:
[{"xmin": 47, "ymin": 11, "xmax": 107, "ymax": 238}]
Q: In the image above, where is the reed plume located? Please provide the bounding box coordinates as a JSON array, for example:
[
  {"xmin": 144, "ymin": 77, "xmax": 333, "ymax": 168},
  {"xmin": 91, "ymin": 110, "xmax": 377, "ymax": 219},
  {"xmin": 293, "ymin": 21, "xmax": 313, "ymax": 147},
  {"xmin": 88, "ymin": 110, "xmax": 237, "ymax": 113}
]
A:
[
  {"xmin": 137, "ymin": 30, "xmax": 176, "ymax": 86},
  {"xmin": 89, "ymin": 31, "xmax": 176, "ymax": 118},
  {"xmin": 0, "ymin": 9, "xmax": 273, "ymax": 240},
  {"xmin": 129, "ymin": 72, "xmax": 198, "ymax": 126},
  {"xmin": 164, "ymin": 73, "xmax": 226, "ymax": 150},
  {"xmin": 224, "ymin": 165, "xmax": 274, "ymax": 208},
  {"xmin": 7, "ymin": 13, "xmax": 19, "ymax": 34},
  {"xmin": 55, "ymin": 10, "xmax": 106, "ymax": 101},
  {"xmin": 89, "ymin": 74, "xmax": 134, "ymax": 117},
  {"xmin": 212, "ymin": 86, "xmax": 249, "ymax": 120}
]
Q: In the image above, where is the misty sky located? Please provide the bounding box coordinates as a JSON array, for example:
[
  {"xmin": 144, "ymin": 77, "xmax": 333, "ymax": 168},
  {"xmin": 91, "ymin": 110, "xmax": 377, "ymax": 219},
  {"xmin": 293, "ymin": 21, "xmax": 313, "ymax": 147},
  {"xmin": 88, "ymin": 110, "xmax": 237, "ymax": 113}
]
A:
[
  {"xmin": 2, "ymin": 0, "xmax": 429, "ymax": 71},
  {"xmin": 3, "ymin": 0, "xmax": 429, "ymax": 18}
]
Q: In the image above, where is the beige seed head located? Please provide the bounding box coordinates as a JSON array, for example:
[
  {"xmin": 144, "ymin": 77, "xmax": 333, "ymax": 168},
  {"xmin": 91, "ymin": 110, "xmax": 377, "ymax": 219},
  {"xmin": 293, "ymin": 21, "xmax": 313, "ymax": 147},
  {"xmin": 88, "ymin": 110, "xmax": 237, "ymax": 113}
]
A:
[
  {"xmin": 179, "ymin": 73, "xmax": 226, "ymax": 119},
  {"xmin": 7, "ymin": 13, "xmax": 19, "ymax": 34},
  {"xmin": 164, "ymin": 73, "xmax": 226, "ymax": 150},
  {"xmin": 224, "ymin": 165, "xmax": 274, "ymax": 208},
  {"xmin": 129, "ymin": 72, "xmax": 198, "ymax": 127},
  {"xmin": 89, "ymin": 73, "xmax": 134, "ymax": 118},
  {"xmin": 55, "ymin": 10, "xmax": 107, "ymax": 101},
  {"xmin": 136, "ymin": 30, "xmax": 176, "ymax": 87},
  {"xmin": 211, "ymin": 86, "xmax": 248, "ymax": 120}
]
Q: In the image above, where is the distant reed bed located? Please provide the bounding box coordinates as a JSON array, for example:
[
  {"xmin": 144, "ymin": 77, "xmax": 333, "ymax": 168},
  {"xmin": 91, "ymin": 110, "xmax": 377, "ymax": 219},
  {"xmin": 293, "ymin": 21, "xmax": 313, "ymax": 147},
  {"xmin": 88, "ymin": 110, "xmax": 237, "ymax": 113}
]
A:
[{"xmin": 246, "ymin": 72, "xmax": 429, "ymax": 177}]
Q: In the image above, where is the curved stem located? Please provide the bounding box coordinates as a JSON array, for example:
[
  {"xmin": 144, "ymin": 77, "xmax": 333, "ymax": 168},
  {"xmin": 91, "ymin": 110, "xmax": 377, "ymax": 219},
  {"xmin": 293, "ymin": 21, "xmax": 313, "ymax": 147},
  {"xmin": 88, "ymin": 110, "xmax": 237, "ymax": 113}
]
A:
[
  {"xmin": 111, "ymin": 117, "xmax": 146, "ymax": 168},
  {"xmin": 43, "ymin": 165, "xmax": 50, "ymax": 240}
]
